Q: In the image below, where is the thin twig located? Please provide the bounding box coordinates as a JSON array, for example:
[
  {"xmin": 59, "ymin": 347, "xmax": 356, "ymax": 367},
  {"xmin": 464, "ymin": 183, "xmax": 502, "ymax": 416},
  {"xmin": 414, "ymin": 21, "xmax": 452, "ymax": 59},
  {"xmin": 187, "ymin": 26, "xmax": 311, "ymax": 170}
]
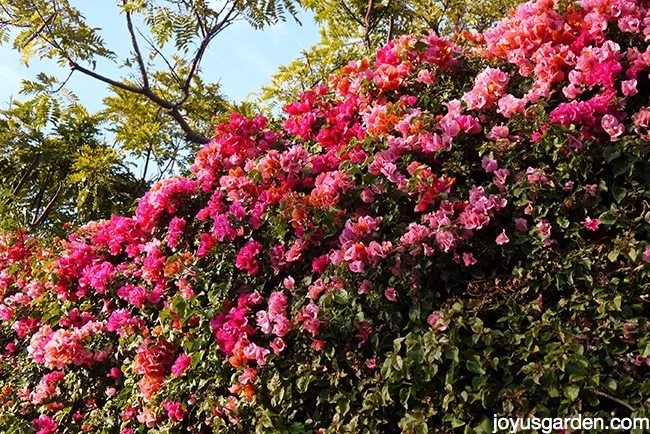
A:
[
  {"xmin": 595, "ymin": 390, "xmax": 636, "ymax": 413},
  {"xmin": 339, "ymin": 2, "xmax": 364, "ymax": 27},
  {"xmin": 137, "ymin": 28, "xmax": 183, "ymax": 86},
  {"xmin": 11, "ymin": 153, "xmax": 41, "ymax": 198},
  {"xmin": 177, "ymin": 3, "xmax": 239, "ymax": 107},
  {"xmin": 122, "ymin": 0, "xmax": 150, "ymax": 90},
  {"xmin": 51, "ymin": 69, "xmax": 74, "ymax": 93}
]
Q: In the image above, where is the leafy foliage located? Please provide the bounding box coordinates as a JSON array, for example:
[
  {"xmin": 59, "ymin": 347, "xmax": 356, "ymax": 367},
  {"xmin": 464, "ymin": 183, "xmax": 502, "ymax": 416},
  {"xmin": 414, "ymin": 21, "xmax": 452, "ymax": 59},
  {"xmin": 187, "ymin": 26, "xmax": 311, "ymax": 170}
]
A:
[
  {"xmin": 0, "ymin": 90, "xmax": 141, "ymax": 234},
  {"xmin": 0, "ymin": 0, "xmax": 302, "ymax": 230},
  {"xmin": 1, "ymin": 0, "xmax": 650, "ymax": 433}
]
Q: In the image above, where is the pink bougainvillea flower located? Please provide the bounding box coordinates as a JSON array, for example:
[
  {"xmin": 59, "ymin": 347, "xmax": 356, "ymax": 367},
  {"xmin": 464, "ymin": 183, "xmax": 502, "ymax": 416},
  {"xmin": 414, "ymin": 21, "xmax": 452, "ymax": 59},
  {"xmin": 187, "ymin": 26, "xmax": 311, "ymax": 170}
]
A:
[
  {"xmin": 163, "ymin": 399, "xmax": 185, "ymax": 422},
  {"xmin": 496, "ymin": 230, "xmax": 510, "ymax": 245},
  {"xmin": 583, "ymin": 184, "xmax": 598, "ymax": 197},
  {"xmin": 601, "ymin": 114, "xmax": 625, "ymax": 141},
  {"xmin": 270, "ymin": 337, "xmax": 286, "ymax": 355},
  {"xmin": 463, "ymin": 67, "xmax": 510, "ymax": 111},
  {"xmin": 427, "ymin": 311, "xmax": 447, "ymax": 331},
  {"xmin": 536, "ymin": 219, "xmax": 552, "ymax": 239},
  {"xmin": 283, "ymin": 276, "xmax": 295, "ymax": 290},
  {"xmin": 235, "ymin": 240, "xmax": 263, "ymax": 276},
  {"xmin": 33, "ymin": 416, "xmax": 58, "ymax": 434},
  {"xmin": 462, "ymin": 252, "xmax": 477, "ymax": 267},
  {"xmin": 137, "ymin": 406, "xmax": 158, "ymax": 428},
  {"xmin": 583, "ymin": 217, "xmax": 601, "ymax": 231},
  {"xmin": 642, "ymin": 245, "xmax": 650, "ymax": 263},
  {"xmin": 171, "ymin": 353, "xmax": 192, "ymax": 377},
  {"xmin": 515, "ymin": 218, "xmax": 528, "ymax": 232},
  {"xmin": 482, "ymin": 157, "xmax": 499, "ymax": 173}
]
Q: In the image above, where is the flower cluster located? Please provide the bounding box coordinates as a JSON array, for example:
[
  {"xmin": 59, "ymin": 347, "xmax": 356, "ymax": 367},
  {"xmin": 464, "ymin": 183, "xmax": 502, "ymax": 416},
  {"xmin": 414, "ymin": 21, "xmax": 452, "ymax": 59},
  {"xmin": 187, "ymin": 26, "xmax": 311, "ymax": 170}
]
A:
[{"xmin": 1, "ymin": 0, "xmax": 650, "ymax": 432}]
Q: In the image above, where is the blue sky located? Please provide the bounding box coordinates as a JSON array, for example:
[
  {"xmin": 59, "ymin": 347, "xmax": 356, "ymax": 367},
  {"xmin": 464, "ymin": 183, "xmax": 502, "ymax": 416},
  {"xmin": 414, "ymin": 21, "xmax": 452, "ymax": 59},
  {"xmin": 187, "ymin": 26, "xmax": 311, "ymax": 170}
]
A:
[{"xmin": 0, "ymin": 2, "xmax": 321, "ymax": 111}]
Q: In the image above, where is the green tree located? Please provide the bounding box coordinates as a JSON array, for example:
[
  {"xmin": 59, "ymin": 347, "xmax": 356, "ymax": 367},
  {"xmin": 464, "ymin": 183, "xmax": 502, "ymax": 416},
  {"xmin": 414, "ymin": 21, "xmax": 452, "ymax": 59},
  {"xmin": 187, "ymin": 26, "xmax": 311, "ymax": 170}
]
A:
[
  {"xmin": 0, "ymin": 0, "xmax": 300, "ymax": 230},
  {"xmin": 0, "ymin": 86, "xmax": 140, "ymax": 234}
]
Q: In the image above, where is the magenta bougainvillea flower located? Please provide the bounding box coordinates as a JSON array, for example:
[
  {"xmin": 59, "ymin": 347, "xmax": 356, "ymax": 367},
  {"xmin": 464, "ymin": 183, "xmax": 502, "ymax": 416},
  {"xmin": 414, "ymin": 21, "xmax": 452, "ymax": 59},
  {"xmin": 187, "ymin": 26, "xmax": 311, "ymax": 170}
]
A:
[{"xmin": 1, "ymin": 0, "xmax": 650, "ymax": 431}]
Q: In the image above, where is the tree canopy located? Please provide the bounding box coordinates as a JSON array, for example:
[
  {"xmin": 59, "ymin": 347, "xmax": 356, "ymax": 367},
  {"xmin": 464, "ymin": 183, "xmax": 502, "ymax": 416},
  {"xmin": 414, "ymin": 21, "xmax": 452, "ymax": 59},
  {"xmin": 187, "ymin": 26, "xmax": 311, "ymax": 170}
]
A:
[{"xmin": 0, "ymin": 0, "xmax": 301, "ymax": 230}]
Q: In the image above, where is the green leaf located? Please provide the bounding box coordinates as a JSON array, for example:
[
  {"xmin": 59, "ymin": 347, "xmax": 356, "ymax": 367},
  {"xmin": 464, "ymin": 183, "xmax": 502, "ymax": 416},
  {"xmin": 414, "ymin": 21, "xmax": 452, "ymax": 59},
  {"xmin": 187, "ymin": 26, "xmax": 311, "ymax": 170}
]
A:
[
  {"xmin": 599, "ymin": 212, "xmax": 616, "ymax": 225},
  {"xmin": 603, "ymin": 145, "xmax": 620, "ymax": 163},
  {"xmin": 612, "ymin": 184, "xmax": 626, "ymax": 203},
  {"xmin": 400, "ymin": 388, "xmax": 410, "ymax": 409},
  {"xmin": 466, "ymin": 355, "xmax": 485, "ymax": 375},
  {"xmin": 337, "ymin": 396, "xmax": 350, "ymax": 416},
  {"xmin": 603, "ymin": 378, "xmax": 617, "ymax": 392},
  {"xmin": 564, "ymin": 385, "xmax": 580, "ymax": 401},
  {"xmin": 607, "ymin": 250, "xmax": 619, "ymax": 262},
  {"xmin": 288, "ymin": 423, "xmax": 306, "ymax": 433}
]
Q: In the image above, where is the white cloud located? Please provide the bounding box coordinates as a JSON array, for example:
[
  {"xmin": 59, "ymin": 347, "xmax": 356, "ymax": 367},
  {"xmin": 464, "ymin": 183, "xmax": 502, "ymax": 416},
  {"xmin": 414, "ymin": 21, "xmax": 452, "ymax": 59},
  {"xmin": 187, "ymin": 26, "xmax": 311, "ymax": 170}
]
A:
[{"xmin": 268, "ymin": 21, "xmax": 304, "ymax": 48}]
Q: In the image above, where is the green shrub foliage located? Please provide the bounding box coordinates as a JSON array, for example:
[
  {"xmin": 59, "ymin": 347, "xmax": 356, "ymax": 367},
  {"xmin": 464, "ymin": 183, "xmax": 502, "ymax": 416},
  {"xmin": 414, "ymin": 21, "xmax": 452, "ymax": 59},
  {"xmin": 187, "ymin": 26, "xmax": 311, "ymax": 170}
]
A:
[{"xmin": 1, "ymin": 0, "xmax": 650, "ymax": 432}]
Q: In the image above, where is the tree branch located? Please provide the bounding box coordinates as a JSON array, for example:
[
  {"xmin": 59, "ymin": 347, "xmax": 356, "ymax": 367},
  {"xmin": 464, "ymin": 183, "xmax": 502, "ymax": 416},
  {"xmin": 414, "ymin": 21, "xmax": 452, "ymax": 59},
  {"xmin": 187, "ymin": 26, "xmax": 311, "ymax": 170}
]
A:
[
  {"xmin": 11, "ymin": 153, "xmax": 41, "ymax": 198},
  {"xmin": 137, "ymin": 28, "xmax": 183, "ymax": 86},
  {"xmin": 20, "ymin": 12, "xmax": 56, "ymax": 49},
  {"xmin": 141, "ymin": 142, "xmax": 153, "ymax": 184},
  {"xmin": 30, "ymin": 170, "xmax": 53, "ymax": 222},
  {"xmin": 339, "ymin": 2, "xmax": 365, "ymax": 27},
  {"xmin": 177, "ymin": 3, "xmax": 240, "ymax": 106},
  {"xmin": 186, "ymin": 0, "xmax": 208, "ymax": 37},
  {"xmin": 122, "ymin": 1, "xmax": 149, "ymax": 90},
  {"xmin": 31, "ymin": 182, "xmax": 62, "ymax": 227},
  {"xmin": 364, "ymin": 0, "xmax": 375, "ymax": 48},
  {"xmin": 595, "ymin": 390, "xmax": 636, "ymax": 413},
  {"xmin": 168, "ymin": 106, "xmax": 210, "ymax": 144},
  {"xmin": 30, "ymin": 0, "xmax": 210, "ymax": 145},
  {"xmin": 69, "ymin": 60, "xmax": 209, "ymax": 144},
  {"xmin": 386, "ymin": 15, "xmax": 394, "ymax": 44},
  {"xmin": 68, "ymin": 60, "xmax": 144, "ymax": 94},
  {"xmin": 51, "ymin": 69, "xmax": 74, "ymax": 93}
]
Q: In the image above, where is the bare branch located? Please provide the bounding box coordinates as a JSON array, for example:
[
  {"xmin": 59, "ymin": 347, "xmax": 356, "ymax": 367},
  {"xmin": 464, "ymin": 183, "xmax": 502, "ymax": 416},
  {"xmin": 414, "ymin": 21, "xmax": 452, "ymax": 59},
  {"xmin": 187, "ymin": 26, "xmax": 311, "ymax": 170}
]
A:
[
  {"xmin": 186, "ymin": 0, "xmax": 208, "ymax": 37},
  {"xmin": 68, "ymin": 60, "xmax": 209, "ymax": 143},
  {"xmin": 51, "ymin": 69, "xmax": 74, "ymax": 93},
  {"xmin": 364, "ymin": 0, "xmax": 374, "ymax": 48},
  {"xmin": 137, "ymin": 27, "xmax": 183, "ymax": 86},
  {"xmin": 594, "ymin": 390, "xmax": 636, "ymax": 413},
  {"xmin": 123, "ymin": 1, "xmax": 150, "ymax": 90},
  {"xmin": 339, "ymin": 2, "xmax": 364, "ymax": 28},
  {"xmin": 156, "ymin": 138, "xmax": 183, "ymax": 181},
  {"xmin": 31, "ymin": 182, "xmax": 62, "ymax": 227},
  {"xmin": 68, "ymin": 60, "xmax": 144, "ymax": 94},
  {"xmin": 177, "ymin": 3, "xmax": 240, "ymax": 106},
  {"xmin": 11, "ymin": 154, "xmax": 41, "ymax": 198},
  {"xmin": 30, "ymin": 169, "xmax": 53, "ymax": 222},
  {"xmin": 168, "ymin": 106, "xmax": 210, "ymax": 144},
  {"xmin": 387, "ymin": 15, "xmax": 394, "ymax": 43},
  {"xmin": 141, "ymin": 142, "xmax": 153, "ymax": 184}
]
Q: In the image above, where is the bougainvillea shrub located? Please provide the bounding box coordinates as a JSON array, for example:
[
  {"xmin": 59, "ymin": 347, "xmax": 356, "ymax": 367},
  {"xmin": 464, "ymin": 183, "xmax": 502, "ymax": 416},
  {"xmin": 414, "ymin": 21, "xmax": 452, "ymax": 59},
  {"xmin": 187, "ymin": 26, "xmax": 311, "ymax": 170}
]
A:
[{"xmin": 2, "ymin": 0, "xmax": 650, "ymax": 432}]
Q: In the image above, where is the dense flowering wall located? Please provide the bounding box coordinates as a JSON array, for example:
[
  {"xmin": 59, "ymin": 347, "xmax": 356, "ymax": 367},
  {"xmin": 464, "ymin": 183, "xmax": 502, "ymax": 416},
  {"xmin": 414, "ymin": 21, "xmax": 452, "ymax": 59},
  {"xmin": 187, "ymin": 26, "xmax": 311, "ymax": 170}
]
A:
[{"xmin": 2, "ymin": 0, "xmax": 650, "ymax": 432}]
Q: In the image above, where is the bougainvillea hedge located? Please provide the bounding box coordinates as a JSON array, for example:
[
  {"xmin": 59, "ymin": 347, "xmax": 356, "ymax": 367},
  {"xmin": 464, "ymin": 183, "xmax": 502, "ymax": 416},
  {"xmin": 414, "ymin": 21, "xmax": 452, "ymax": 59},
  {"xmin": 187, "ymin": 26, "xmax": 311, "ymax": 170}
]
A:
[{"xmin": 2, "ymin": 0, "xmax": 650, "ymax": 432}]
